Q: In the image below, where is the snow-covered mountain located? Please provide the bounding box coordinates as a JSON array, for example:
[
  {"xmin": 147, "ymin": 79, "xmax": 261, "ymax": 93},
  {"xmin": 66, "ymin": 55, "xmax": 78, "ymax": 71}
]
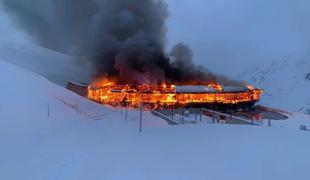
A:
[
  {"xmin": 0, "ymin": 42, "xmax": 92, "ymax": 86},
  {"xmin": 2, "ymin": 41, "xmax": 310, "ymax": 116},
  {"xmin": 239, "ymin": 52, "xmax": 310, "ymax": 114},
  {"xmin": 2, "ymin": 2, "xmax": 310, "ymax": 179},
  {"xmin": 2, "ymin": 40, "xmax": 310, "ymax": 117},
  {"xmin": 2, "ymin": 53, "xmax": 310, "ymax": 180}
]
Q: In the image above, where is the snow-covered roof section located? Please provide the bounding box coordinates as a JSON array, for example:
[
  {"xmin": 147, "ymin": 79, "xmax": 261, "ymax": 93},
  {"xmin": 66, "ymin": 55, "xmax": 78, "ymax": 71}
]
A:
[
  {"xmin": 175, "ymin": 86, "xmax": 217, "ymax": 93},
  {"xmin": 68, "ymin": 81, "xmax": 89, "ymax": 87},
  {"xmin": 175, "ymin": 85, "xmax": 249, "ymax": 93},
  {"xmin": 222, "ymin": 86, "xmax": 249, "ymax": 92}
]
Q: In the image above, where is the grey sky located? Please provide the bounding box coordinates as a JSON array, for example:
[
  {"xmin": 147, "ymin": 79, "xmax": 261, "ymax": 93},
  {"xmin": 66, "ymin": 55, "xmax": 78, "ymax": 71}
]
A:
[
  {"xmin": 0, "ymin": 5, "xmax": 30, "ymax": 43},
  {"xmin": 166, "ymin": 0, "xmax": 310, "ymax": 74},
  {"xmin": 1, "ymin": 0, "xmax": 310, "ymax": 75}
]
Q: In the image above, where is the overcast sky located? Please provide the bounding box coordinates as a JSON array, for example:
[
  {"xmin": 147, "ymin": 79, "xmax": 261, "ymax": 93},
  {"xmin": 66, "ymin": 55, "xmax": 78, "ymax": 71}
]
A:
[
  {"xmin": 0, "ymin": 4, "xmax": 31, "ymax": 43},
  {"xmin": 1, "ymin": 0, "xmax": 310, "ymax": 75},
  {"xmin": 166, "ymin": 0, "xmax": 310, "ymax": 74}
]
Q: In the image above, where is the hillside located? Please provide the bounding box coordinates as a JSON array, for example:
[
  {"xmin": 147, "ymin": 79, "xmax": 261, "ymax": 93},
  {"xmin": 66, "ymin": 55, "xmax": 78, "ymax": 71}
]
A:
[
  {"xmin": 0, "ymin": 42, "xmax": 92, "ymax": 86},
  {"xmin": 1, "ymin": 40, "xmax": 310, "ymax": 116},
  {"xmin": 1, "ymin": 56, "xmax": 310, "ymax": 179},
  {"xmin": 239, "ymin": 52, "xmax": 310, "ymax": 114}
]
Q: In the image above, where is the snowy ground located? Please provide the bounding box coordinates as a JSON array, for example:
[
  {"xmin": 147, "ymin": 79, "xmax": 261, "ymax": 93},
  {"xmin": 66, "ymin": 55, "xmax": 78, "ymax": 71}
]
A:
[{"xmin": 1, "ymin": 58, "xmax": 310, "ymax": 180}]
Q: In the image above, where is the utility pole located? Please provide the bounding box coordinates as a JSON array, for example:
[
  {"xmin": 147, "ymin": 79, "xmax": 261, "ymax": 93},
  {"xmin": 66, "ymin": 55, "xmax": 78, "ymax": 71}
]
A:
[
  {"xmin": 47, "ymin": 102, "xmax": 50, "ymax": 118},
  {"xmin": 268, "ymin": 119, "xmax": 271, "ymax": 127},
  {"xmin": 172, "ymin": 106, "xmax": 174, "ymax": 120},
  {"xmin": 139, "ymin": 102, "xmax": 143, "ymax": 133},
  {"xmin": 212, "ymin": 110, "xmax": 215, "ymax": 124},
  {"xmin": 181, "ymin": 109, "xmax": 184, "ymax": 124},
  {"xmin": 199, "ymin": 108, "xmax": 202, "ymax": 122},
  {"xmin": 125, "ymin": 103, "xmax": 128, "ymax": 121}
]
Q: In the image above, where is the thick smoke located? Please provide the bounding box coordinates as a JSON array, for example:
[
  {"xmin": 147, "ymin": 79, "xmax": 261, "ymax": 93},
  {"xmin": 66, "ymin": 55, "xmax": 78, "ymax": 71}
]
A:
[{"xmin": 1, "ymin": 0, "xmax": 244, "ymax": 86}]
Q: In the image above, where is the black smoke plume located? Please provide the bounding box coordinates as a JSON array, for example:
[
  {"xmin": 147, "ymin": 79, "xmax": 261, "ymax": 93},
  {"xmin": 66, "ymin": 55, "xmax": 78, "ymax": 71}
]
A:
[{"xmin": 1, "ymin": 0, "xmax": 245, "ymax": 86}]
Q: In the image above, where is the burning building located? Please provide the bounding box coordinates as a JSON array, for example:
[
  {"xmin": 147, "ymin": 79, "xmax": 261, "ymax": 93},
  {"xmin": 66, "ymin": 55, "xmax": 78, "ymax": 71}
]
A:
[{"xmin": 87, "ymin": 79, "xmax": 263, "ymax": 110}]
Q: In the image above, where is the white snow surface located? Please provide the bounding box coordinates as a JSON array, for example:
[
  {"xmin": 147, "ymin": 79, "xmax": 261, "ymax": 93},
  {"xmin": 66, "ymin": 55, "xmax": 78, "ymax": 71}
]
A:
[{"xmin": 1, "ymin": 58, "xmax": 310, "ymax": 180}]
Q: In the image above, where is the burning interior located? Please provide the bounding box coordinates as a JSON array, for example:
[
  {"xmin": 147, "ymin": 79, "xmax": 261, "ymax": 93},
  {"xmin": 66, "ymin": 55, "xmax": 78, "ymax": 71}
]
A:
[{"xmin": 87, "ymin": 78, "xmax": 263, "ymax": 110}]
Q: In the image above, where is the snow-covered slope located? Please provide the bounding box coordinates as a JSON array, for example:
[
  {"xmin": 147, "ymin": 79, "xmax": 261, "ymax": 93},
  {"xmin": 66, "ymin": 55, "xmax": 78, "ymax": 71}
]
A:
[
  {"xmin": 239, "ymin": 52, "xmax": 310, "ymax": 114},
  {"xmin": 2, "ymin": 41, "xmax": 309, "ymax": 116},
  {"xmin": 1, "ymin": 58, "xmax": 310, "ymax": 179},
  {"xmin": 0, "ymin": 42, "xmax": 92, "ymax": 86}
]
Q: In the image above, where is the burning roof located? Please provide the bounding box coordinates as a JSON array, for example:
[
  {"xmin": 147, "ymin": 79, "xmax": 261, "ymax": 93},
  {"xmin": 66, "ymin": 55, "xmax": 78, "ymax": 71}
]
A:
[{"xmin": 87, "ymin": 78, "xmax": 263, "ymax": 110}]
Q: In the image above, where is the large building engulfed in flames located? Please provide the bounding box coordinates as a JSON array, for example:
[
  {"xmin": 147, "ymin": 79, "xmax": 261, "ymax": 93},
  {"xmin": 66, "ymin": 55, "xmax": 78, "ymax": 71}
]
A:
[{"xmin": 87, "ymin": 79, "xmax": 263, "ymax": 110}]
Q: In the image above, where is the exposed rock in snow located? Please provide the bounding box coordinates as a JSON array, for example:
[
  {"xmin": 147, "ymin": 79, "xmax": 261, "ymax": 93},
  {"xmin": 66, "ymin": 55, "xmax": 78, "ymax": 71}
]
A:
[{"xmin": 305, "ymin": 73, "xmax": 310, "ymax": 81}]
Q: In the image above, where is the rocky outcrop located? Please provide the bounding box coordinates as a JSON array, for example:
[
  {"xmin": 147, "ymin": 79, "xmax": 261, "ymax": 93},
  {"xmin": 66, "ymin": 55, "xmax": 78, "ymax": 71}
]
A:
[{"xmin": 305, "ymin": 73, "xmax": 310, "ymax": 80}]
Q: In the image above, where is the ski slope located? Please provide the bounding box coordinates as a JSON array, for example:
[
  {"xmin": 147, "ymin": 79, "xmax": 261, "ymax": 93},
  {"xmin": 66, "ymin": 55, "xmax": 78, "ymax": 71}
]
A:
[{"xmin": 1, "ymin": 58, "xmax": 310, "ymax": 179}]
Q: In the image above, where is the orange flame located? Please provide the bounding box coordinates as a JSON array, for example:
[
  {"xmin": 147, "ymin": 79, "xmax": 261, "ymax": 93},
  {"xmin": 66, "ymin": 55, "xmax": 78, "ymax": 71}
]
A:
[
  {"xmin": 87, "ymin": 78, "xmax": 263, "ymax": 109},
  {"xmin": 208, "ymin": 82, "xmax": 223, "ymax": 91}
]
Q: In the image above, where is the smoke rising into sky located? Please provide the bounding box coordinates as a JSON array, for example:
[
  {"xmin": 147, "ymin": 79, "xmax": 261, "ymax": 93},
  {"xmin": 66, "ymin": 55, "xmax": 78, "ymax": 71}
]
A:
[
  {"xmin": 2, "ymin": 0, "xmax": 236, "ymax": 85},
  {"xmin": 2, "ymin": 0, "xmax": 309, "ymax": 84}
]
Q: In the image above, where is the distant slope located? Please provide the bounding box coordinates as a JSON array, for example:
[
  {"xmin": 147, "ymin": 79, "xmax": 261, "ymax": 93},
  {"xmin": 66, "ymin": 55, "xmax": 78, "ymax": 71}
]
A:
[
  {"xmin": 239, "ymin": 52, "xmax": 310, "ymax": 114},
  {"xmin": 0, "ymin": 42, "xmax": 92, "ymax": 86},
  {"xmin": 1, "ymin": 42, "xmax": 310, "ymax": 115},
  {"xmin": 1, "ymin": 58, "xmax": 310, "ymax": 180}
]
